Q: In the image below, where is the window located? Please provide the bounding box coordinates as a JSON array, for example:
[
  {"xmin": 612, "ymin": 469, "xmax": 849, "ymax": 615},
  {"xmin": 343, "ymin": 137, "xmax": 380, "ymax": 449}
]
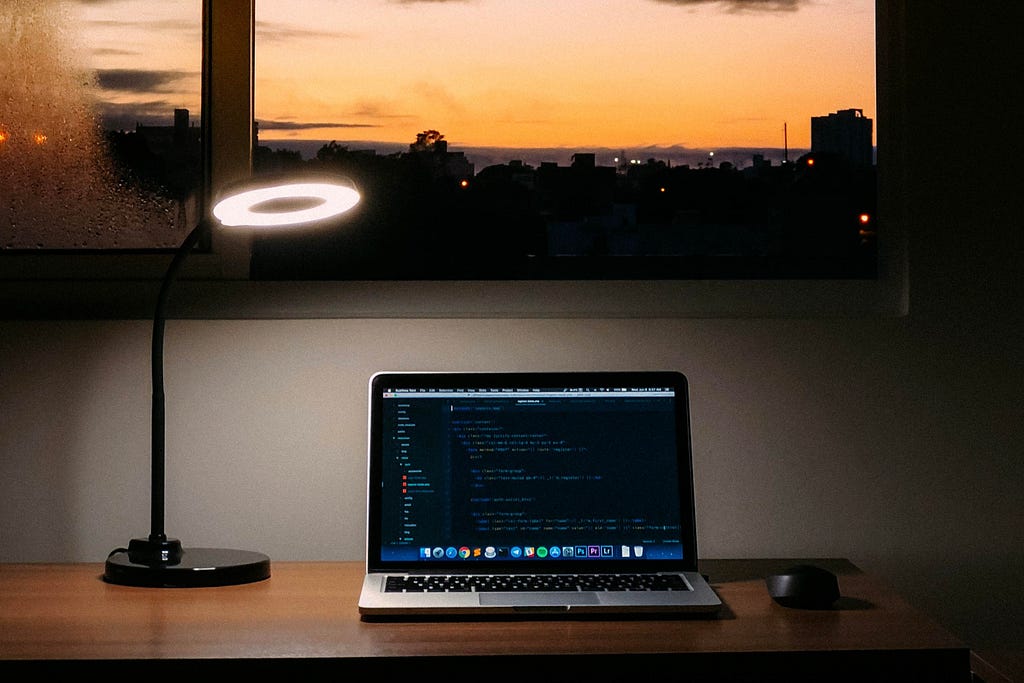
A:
[
  {"xmin": 1, "ymin": 1, "xmax": 907, "ymax": 317},
  {"xmin": 0, "ymin": 0, "xmax": 202, "ymax": 251},
  {"xmin": 252, "ymin": 0, "xmax": 882, "ymax": 284}
]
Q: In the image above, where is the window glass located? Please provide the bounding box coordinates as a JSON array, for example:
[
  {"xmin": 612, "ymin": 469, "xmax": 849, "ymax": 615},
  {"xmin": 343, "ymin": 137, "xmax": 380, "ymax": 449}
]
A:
[
  {"xmin": 253, "ymin": 0, "xmax": 876, "ymax": 280},
  {"xmin": 0, "ymin": 0, "xmax": 202, "ymax": 250}
]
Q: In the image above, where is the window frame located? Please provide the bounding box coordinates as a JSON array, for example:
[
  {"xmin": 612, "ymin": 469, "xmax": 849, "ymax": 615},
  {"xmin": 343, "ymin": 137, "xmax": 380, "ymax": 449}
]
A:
[{"xmin": 0, "ymin": 0, "xmax": 907, "ymax": 319}]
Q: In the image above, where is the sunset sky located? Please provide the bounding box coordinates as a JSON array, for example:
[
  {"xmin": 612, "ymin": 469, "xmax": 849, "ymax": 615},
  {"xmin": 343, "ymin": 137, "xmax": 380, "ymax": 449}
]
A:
[{"xmin": 76, "ymin": 0, "xmax": 875, "ymax": 160}]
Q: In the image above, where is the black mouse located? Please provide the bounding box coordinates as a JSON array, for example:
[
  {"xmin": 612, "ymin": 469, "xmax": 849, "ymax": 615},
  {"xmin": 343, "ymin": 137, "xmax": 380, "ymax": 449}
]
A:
[{"xmin": 765, "ymin": 564, "xmax": 840, "ymax": 609}]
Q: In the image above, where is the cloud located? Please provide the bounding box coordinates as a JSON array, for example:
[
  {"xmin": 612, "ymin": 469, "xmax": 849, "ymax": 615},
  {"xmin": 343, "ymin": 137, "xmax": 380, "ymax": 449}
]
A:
[
  {"xmin": 86, "ymin": 17, "xmax": 197, "ymax": 32},
  {"xmin": 256, "ymin": 22, "xmax": 358, "ymax": 44},
  {"xmin": 94, "ymin": 69, "xmax": 195, "ymax": 93},
  {"xmin": 91, "ymin": 47, "xmax": 139, "ymax": 58},
  {"xmin": 257, "ymin": 120, "xmax": 379, "ymax": 131},
  {"xmin": 649, "ymin": 0, "xmax": 805, "ymax": 11},
  {"xmin": 95, "ymin": 99, "xmax": 190, "ymax": 130}
]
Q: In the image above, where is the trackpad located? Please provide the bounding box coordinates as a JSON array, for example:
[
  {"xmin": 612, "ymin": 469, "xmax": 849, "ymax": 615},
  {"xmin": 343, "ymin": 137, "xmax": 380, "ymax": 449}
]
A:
[{"xmin": 479, "ymin": 592, "xmax": 600, "ymax": 606}]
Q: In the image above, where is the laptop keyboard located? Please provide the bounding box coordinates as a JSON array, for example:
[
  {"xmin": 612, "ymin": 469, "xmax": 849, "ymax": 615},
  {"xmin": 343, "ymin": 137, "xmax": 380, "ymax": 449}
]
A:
[{"xmin": 385, "ymin": 573, "xmax": 691, "ymax": 593}]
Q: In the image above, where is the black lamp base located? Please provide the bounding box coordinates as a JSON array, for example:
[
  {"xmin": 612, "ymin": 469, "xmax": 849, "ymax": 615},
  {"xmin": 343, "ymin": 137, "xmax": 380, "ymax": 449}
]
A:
[{"xmin": 104, "ymin": 546, "xmax": 271, "ymax": 587}]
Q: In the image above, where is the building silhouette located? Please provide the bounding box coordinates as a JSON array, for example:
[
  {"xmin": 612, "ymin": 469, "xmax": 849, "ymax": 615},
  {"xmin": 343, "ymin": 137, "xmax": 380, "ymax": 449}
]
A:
[{"xmin": 811, "ymin": 108, "xmax": 873, "ymax": 167}]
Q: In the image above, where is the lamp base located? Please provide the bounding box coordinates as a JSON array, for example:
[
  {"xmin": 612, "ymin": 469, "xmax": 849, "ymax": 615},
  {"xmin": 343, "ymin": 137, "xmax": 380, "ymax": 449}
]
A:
[{"xmin": 104, "ymin": 547, "xmax": 271, "ymax": 587}]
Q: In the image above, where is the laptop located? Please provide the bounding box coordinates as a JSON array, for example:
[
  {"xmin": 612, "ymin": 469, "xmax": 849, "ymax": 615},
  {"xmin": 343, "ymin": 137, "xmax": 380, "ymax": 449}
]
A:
[{"xmin": 357, "ymin": 370, "xmax": 722, "ymax": 618}]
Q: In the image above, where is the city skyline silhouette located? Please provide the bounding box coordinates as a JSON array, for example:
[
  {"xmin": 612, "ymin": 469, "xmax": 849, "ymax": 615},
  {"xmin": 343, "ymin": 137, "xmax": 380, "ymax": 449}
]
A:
[{"xmin": 246, "ymin": 111, "xmax": 876, "ymax": 281}]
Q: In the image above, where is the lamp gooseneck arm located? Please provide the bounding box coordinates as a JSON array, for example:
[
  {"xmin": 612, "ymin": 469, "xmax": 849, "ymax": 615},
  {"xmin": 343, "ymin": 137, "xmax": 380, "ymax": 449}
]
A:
[{"xmin": 136, "ymin": 221, "xmax": 210, "ymax": 564}]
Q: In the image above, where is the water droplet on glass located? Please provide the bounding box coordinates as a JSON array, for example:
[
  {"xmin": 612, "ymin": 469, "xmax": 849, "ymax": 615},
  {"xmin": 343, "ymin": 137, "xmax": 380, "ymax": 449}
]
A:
[{"xmin": 1, "ymin": 1, "xmax": 195, "ymax": 250}]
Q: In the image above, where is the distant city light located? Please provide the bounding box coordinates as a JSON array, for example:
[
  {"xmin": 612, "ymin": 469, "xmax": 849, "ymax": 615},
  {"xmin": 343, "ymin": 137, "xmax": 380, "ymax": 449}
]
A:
[
  {"xmin": 32, "ymin": 133, "xmax": 48, "ymax": 145},
  {"xmin": 459, "ymin": 179, "xmax": 470, "ymax": 189},
  {"xmin": 0, "ymin": 130, "xmax": 7, "ymax": 144},
  {"xmin": 859, "ymin": 213, "xmax": 871, "ymax": 224}
]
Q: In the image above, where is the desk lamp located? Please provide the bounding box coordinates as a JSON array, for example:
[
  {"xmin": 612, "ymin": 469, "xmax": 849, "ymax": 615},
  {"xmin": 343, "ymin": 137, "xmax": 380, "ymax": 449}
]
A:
[{"xmin": 104, "ymin": 175, "xmax": 360, "ymax": 587}]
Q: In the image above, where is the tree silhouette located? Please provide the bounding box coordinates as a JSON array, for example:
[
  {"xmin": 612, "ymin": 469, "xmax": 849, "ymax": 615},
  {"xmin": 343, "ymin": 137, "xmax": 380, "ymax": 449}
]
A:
[{"xmin": 410, "ymin": 129, "xmax": 444, "ymax": 152}]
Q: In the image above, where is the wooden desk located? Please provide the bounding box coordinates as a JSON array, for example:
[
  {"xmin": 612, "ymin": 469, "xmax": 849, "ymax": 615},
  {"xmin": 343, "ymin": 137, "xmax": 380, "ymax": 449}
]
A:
[{"xmin": 0, "ymin": 559, "xmax": 972, "ymax": 680}]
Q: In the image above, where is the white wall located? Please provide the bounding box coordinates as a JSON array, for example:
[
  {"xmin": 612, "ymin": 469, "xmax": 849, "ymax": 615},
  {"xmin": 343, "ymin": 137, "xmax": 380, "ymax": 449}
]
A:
[{"xmin": 1, "ymin": 1, "xmax": 1021, "ymax": 654}]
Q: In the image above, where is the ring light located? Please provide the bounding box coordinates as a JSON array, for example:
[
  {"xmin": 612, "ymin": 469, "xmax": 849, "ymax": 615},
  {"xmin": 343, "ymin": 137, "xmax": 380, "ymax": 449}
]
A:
[{"xmin": 213, "ymin": 181, "xmax": 361, "ymax": 227}]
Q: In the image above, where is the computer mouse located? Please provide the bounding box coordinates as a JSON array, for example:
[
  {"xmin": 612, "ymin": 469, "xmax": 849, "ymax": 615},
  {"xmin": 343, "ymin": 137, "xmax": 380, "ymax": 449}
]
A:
[{"xmin": 765, "ymin": 564, "xmax": 840, "ymax": 609}]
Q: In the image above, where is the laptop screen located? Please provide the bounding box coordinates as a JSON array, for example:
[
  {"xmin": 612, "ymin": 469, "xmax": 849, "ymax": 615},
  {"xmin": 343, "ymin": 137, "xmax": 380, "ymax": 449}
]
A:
[{"xmin": 365, "ymin": 371, "xmax": 699, "ymax": 573}]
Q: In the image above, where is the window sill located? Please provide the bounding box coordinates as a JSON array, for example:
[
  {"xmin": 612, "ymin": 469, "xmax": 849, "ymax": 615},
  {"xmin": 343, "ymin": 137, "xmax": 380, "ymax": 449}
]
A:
[{"xmin": 1, "ymin": 273, "xmax": 907, "ymax": 320}]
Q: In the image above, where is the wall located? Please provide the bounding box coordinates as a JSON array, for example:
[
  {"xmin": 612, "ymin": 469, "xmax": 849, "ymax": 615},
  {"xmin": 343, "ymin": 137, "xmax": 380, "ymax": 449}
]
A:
[{"xmin": 1, "ymin": 2, "xmax": 1021, "ymax": 654}]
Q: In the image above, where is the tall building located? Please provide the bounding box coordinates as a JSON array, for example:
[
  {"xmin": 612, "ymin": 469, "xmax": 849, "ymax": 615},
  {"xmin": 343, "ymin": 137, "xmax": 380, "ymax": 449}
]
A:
[{"xmin": 811, "ymin": 108, "xmax": 873, "ymax": 167}]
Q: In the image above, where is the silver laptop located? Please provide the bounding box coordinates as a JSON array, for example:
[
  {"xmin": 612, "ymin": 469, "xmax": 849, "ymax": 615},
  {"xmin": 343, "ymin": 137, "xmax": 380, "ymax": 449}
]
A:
[{"xmin": 358, "ymin": 371, "xmax": 722, "ymax": 618}]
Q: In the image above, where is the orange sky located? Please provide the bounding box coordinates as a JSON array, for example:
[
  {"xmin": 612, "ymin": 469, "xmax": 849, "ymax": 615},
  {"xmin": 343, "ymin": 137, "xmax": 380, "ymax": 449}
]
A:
[
  {"xmin": 254, "ymin": 0, "xmax": 875, "ymax": 150},
  {"xmin": 78, "ymin": 0, "xmax": 875, "ymax": 152}
]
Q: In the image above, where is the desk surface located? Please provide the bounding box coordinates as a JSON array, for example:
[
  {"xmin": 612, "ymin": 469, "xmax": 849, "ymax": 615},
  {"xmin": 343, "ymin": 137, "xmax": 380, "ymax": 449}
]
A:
[{"xmin": 0, "ymin": 558, "xmax": 972, "ymax": 680}]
